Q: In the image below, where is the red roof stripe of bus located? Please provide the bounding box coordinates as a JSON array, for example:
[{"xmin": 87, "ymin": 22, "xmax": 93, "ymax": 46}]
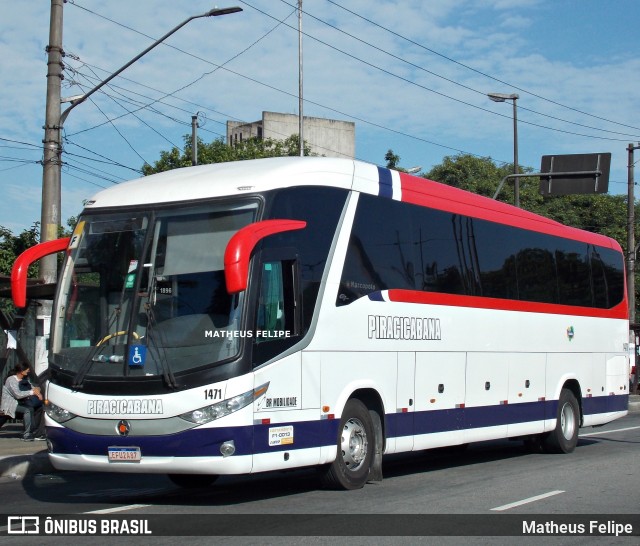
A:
[
  {"xmin": 386, "ymin": 289, "xmax": 628, "ymax": 320},
  {"xmin": 397, "ymin": 172, "xmax": 621, "ymax": 251}
]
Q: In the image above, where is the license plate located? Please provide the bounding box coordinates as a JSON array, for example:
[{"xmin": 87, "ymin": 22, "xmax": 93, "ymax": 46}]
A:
[{"xmin": 108, "ymin": 447, "xmax": 141, "ymax": 462}]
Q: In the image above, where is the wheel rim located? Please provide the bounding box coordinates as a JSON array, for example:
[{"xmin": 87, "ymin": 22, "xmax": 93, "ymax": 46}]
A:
[
  {"xmin": 340, "ymin": 417, "xmax": 368, "ymax": 471},
  {"xmin": 560, "ymin": 402, "xmax": 576, "ymax": 440}
]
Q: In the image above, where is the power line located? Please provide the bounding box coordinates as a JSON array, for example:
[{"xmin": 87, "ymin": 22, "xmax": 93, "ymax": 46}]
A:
[
  {"xmin": 324, "ymin": 0, "xmax": 640, "ymax": 134},
  {"xmin": 63, "ymin": 139, "xmax": 143, "ymax": 174},
  {"xmin": 66, "ymin": 1, "xmax": 296, "ymax": 134},
  {"xmin": 67, "ymin": 1, "xmax": 507, "ymax": 160},
  {"xmin": 278, "ymin": 0, "xmax": 640, "ymax": 139},
  {"xmin": 64, "ymin": 3, "xmax": 514, "ymax": 165},
  {"xmin": 243, "ymin": 0, "xmax": 636, "ymax": 143},
  {"xmin": 80, "ymin": 63, "xmax": 183, "ymax": 151}
]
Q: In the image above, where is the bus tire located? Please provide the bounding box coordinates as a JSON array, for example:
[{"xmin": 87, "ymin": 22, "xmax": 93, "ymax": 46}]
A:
[
  {"xmin": 321, "ymin": 399, "xmax": 374, "ymax": 490},
  {"xmin": 168, "ymin": 474, "xmax": 218, "ymax": 489},
  {"xmin": 543, "ymin": 388, "xmax": 580, "ymax": 454}
]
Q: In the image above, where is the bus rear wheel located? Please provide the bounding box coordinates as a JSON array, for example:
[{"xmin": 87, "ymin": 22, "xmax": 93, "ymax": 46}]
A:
[
  {"xmin": 543, "ymin": 388, "xmax": 580, "ymax": 454},
  {"xmin": 168, "ymin": 474, "xmax": 218, "ymax": 489},
  {"xmin": 321, "ymin": 399, "xmax": 375, "ymax": 490}
]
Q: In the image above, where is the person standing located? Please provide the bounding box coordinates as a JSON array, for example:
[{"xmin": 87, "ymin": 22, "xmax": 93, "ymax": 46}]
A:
[{"xmin": 0, "ymin": 362, "xmax": 45, "ymax": 441}]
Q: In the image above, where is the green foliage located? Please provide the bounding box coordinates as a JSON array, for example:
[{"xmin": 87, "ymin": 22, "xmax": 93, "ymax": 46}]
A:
[
  {"xmin": 425, "ymin": 153, "xmax": 538, "ymax": 203},
  {"xmin": 142, "ymin": 134, "xmax": 312, "ymax": 176},
  {"xmin": 0, "ymin": 223, "xmax": 40, "ymax": 278},
  {"xmin": 423, "ymin": 153, "xmax": 636, "ymax": 247},
  {"xmin": 385, "ymin": 149, "xmax": 400, "ymax": 170}
]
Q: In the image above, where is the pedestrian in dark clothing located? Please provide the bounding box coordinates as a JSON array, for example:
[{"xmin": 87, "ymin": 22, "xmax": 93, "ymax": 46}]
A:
[{"xmin": 0, "ymin": 362, "xmax": 45, "ymax": 441}]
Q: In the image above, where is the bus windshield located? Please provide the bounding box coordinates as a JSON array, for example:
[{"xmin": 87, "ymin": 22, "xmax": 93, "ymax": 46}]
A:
[{"xmin": 51, "ymin": 201, "xmax": 258, "ymax": 379}]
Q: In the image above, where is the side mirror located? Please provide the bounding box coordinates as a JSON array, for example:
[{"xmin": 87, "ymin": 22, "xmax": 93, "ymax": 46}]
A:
[
  {"xmin": 224, "ymin": 220, "xmax": 306, "ymax": 294},
  {"xmin": 11, "ymin": 238, "xmax": 71, "ymax": 308}
]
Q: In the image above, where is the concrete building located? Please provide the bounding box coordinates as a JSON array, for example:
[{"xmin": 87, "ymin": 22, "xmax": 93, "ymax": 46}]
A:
[{"xmin": 227, "ymin": 111, "xmax": 355, "ymax": 159}]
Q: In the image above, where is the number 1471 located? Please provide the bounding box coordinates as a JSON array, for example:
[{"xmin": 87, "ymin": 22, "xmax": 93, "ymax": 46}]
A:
[{"xmin": 205, "ymin": 388, "xmax": 222, "ymax": 400}]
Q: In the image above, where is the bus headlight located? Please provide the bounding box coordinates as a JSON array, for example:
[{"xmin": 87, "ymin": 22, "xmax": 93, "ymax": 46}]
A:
[
  {"xmin": 44, "ymin": 401, "xmax": 76, "ymax": 423},
  {"xmin": 179, "ymin": 383, "xmax": 269, "ymax": 425}
]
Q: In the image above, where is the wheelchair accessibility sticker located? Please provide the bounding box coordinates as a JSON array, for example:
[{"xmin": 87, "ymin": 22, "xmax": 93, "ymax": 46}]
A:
[{"xmin": 128, "ymin": 345, "xmax": 147, "ymax": 367}]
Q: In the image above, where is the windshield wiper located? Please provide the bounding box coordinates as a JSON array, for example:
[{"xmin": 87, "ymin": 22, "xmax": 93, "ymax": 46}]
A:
[
  {"xmin": 71, "ymin": 305, "xmax": 124, "ymax": 388},
  {"xmin": 145, "ymin": 302, "xmax": 178, "ymax": 389}
]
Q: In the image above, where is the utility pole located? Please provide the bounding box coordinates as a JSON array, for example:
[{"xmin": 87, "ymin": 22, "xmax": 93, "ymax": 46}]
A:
[
  {"xmin": 33, "ymin": 0, "xmax": 64, "ymax": 376},
  {"xmin": 628, "ymin": 143, "xmax": 640, "ymax": 324},
  {"xmin": 40, "ymin": 0, "xmax": 64, "ymax": 283},
  {"xmin": 298, "ymin": 0, "xmax": 304, "ymax": 157},
  {"xmin": 191, "ymin": 115, "xmax": 198, "ymax": 166}
]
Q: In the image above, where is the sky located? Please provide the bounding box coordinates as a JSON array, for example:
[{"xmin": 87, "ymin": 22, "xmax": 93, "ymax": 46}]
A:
[{"xmin": 1, "ymin": 0, "xmax": 640, "ymax": 234}]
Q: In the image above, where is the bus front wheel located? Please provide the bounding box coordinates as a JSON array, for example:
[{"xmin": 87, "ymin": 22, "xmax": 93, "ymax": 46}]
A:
[
  {"xmin": 543, "ymin": 388, "xmax": 580, "ymax": 454},
  {"xmin": 321, "ymin": 399, "xmax": 375, "ymax": 490}
]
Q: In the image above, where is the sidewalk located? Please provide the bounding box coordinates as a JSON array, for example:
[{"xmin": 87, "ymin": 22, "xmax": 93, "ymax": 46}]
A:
[
  {"xmin": 1, "ymin": 396, "xmax": 639, "ymax": 480},
  {"xmin": 0, "ymin": 422, "xmax": 53, "ymax": 479}
]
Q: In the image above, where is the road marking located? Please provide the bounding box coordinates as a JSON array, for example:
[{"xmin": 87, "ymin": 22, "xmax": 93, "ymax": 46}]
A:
[
  {"xmin": 491, "ymin": 490, "xmax": 565, "ymax": 512},
  {"xmin": 70, "ymin": 488, "xmax": 165, "ymax": 498},
  {"xmin": 84, "ymin": 504, "xmax": 150, "ymax": 514},
  {"xmin": 580, "ymin": 425, "xmax": 640, "ymax": 437}
]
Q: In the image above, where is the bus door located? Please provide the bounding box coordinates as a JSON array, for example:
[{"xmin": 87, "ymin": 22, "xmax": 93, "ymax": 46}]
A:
[{"xmin": 250, "ymin": 249, "xmax": 305, "ymax": 471}]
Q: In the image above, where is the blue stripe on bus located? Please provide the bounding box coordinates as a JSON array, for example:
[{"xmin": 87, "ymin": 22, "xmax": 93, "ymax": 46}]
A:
[
  {"xmin": 367, "ymin": 291, "xmax": 385, "ymax": 302},
  {"xmin": 46, "ymin": 395, "xmax": 628, "ymax": 458},
  {"xmin": 377, "ymin": 166, "xmax": 393, "ymax": 199}
]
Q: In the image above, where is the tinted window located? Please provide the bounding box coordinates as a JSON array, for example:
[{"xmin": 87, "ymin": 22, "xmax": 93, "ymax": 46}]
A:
[
  {"xmin": 263, "ymin": 186, "xmax": 348, "ymax": 330},
  {"xmin": 413, "ymin": 209, "xmax": 470, "ymax": 296},
  {"xmin": 338, "ymin": 193, "xmax": 624, "ymax": 310},
  {"xmin": 473, "ymin": 221, "xmax": 520, "ymax": 300},
  {"xmin": 339, "ymin": 194, "xmax": 415, "ymax": 304}
]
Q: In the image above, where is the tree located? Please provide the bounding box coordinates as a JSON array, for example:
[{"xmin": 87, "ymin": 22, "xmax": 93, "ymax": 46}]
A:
[
  {"xmin": 424, "ymin": 153, "xmax": 634, "ymax": 241},
  {"xmin": 385, "ymin": 149, "xmax": 400, "ymax": 170},
  {"xmin": 1, "ymin": 218, "xmax": 76, "ymax": 288},
  {"xmin": 143, "ymin": 134, "xmax": 312, "ymax": 175},
  {"xmin": 0, "ymin": 223, "xmax": 40, "ymax": 279},
  {"xmin": 424, "ymin": 153, "xmax": 541, "ymax": 206}
]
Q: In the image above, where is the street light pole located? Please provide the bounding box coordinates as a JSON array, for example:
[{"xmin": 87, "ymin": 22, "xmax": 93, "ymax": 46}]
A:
[
  {"xmin": 298, "ymin": 0, "xmax": 304, "ymax": 157},
  {"xmin": 59, "ymin": 7, "xmax": 242, "ymax": 127},
  {"xmin": 488, "ymin": 92, "xmax": 520, "ymax": 207},
  {"xmin": 34, "ymin": 4, "xmax": 241, "ymax": 375},
  {"xmin": 40, "ymin": 5, "xmax": 243, "ymax": 280},
  {"xmin": 628, "ymin": 143, "xmax": 640, "ymax": 324}
]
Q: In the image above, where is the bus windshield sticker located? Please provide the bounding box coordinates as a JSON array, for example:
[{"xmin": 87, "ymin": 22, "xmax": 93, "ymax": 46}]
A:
[
  {"xmin": 68, "ymin": 220, "xmax": 85, "ymax": 249},
  {"xmin": 128, "ymin": 345, "xmax": 147, "ymax": 367}
]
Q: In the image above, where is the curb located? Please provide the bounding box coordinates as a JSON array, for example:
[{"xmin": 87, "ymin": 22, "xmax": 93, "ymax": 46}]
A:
[{"xmin": 0, "ymin": 450, "xmax": 54, "ymax": 479}]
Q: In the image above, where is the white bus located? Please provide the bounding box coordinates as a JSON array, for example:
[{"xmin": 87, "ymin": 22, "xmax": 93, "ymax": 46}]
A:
[{"xmin": 13, "ymin": 157, "xmax": 630, "ymax": 489}]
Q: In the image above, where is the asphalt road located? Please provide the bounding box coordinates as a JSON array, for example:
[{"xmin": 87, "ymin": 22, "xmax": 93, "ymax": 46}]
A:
[{"xmin": 1, "ymin": 413, "xmax": 638, "ymax": 544}]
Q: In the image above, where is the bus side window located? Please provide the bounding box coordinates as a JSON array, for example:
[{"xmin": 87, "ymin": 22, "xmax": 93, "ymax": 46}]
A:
[
  {"xmin": 256, "ymin": 260, "xmax": 297, "ymax": 342},
  {"xmin": 253, "ymin": 258, "xmax": 300, "ymax": 366}
]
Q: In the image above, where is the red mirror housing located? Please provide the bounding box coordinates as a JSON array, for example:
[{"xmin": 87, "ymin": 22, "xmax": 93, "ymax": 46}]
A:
[
  {"xmin": 11, "ymin": 237, "xmax": 71, "ymax": 308},
  {"xmin": 224, "ymin": 219, "xmax": 306, "ymax": 293}
]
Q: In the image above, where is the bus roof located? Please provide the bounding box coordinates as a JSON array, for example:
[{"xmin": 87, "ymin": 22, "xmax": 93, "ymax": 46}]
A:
[{"xmin": 83, "ymin": 157, "xmax": 621, "ymax": 251}]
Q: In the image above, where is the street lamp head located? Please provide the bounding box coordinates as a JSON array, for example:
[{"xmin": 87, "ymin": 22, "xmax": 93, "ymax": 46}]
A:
[
  {"xmin": 488, "ymin": 92, "xmax": 519, "ymax": 103},
  {"xmin": 206, "ymin": 6, "xmax": 243, "ymax": 17}
]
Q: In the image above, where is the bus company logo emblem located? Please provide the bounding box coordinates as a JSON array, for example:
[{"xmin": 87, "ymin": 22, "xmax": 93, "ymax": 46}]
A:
[
  {"xmin": 87, "ymin": 399, "xmax": 164, "ymax": 415},
  {"xmin": 567, "ymin": 326, "xmax": 575, "ymax": 341},
  {"xmin": 117, "ymin": 420, "xmax": 131, "ymax": 436}
]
